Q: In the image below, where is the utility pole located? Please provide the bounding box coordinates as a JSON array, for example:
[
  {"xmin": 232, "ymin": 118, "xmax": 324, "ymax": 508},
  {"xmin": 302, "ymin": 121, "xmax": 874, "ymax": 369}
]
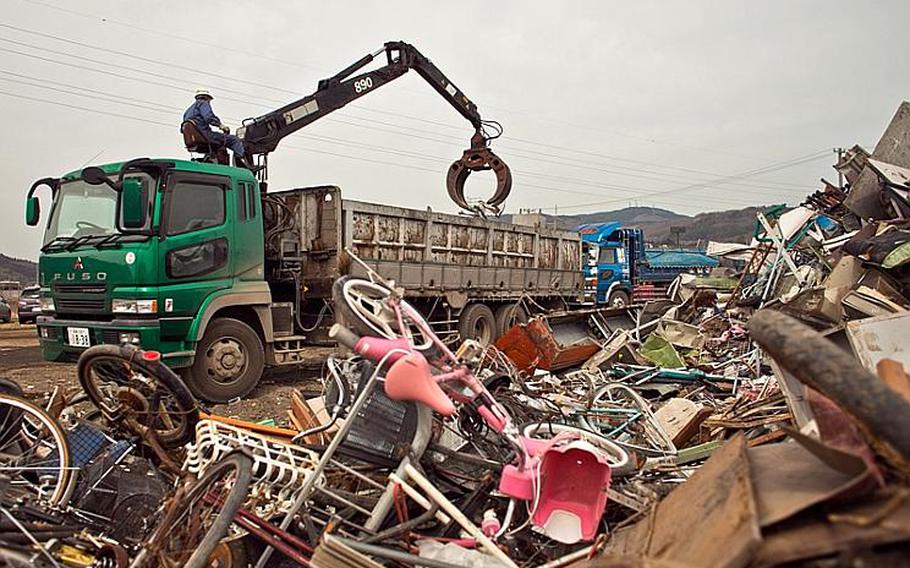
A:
[
  {"xmin": 670, "ymin": 226, "xmax": 686, "ymax": 249},
  {"xmin": 834, "ymin": 147, "xmax": 845, "ymax": 190}
]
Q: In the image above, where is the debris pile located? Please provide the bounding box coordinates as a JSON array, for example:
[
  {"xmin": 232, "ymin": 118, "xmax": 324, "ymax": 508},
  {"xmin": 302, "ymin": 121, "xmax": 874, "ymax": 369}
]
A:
[{"xmin": 2, "ymin": 103, "xmax": 910, "ymax": 567}]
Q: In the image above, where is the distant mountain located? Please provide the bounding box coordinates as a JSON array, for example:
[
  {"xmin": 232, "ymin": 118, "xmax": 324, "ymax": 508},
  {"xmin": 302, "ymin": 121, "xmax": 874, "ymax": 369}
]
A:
[
  {"xmin": 0, "ymin": 254, "xmax": 37, "ymax": 285},
  {"xmin": 508, "ymin": 205, "xmax": 775, "ymax": 247}
]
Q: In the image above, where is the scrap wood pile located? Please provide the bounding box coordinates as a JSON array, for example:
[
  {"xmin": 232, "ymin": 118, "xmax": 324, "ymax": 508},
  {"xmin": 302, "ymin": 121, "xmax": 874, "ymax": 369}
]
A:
[{"xmin": 1, "ymin": 105, "xmax": 910, "ymax": 568}]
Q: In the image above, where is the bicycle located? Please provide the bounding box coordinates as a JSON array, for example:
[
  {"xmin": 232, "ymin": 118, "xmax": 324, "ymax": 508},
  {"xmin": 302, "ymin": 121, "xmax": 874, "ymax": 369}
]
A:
[
  {"xmin": 328, "ymin": 258, "xmax": 631, "ymax": 546},
  {"xmin": 129, "ymin": 450, "xmax": 253, "ymax": 568},
  {"xmin": 77, "ymin": 344, "xmax": 199, "ymax": 450},
  {"xmin": 0, "ymin": 393, "xmax": 75, "ymax": 508}
]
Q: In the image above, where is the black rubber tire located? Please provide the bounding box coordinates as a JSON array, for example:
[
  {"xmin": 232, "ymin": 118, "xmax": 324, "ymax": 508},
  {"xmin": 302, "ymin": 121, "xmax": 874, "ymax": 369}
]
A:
[
  {"xmin": 77, "ymin": 344, "xmax": 199, "ymax": 447},
  {"xmin": 457, "ymin": 303, "xmax": 497, "ymax": 345},
  {"xmin": 187, "ymin": 318, "xmax": 264, "ymax": 403},
  {"xmin": 607, "ymin": 290, "xmax": 631, "ymax": 308},
  {"xmin": 141, "ymin": 451, "xmax": 253, "ymax": 568},
  {"xmin": 494, "ymin": 303, "xmax": 529, "ymax": 338},
  {"xmin": 0, "ymin": 377, "xmax": 23, "ymax": 398}
]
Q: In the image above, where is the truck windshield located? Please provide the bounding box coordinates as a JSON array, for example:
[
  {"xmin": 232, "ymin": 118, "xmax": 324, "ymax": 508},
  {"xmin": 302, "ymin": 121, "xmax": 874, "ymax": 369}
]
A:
[{"xmin": 43, "ymin": 174, "xmax": 153, "ymax": 248}]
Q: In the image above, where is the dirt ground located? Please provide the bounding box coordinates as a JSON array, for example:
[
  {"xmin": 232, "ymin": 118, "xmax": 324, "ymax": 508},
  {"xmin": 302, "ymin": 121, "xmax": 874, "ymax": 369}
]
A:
[{"xmin": 0, "ymin": 322, "xmax": 333, "ymax": 424}]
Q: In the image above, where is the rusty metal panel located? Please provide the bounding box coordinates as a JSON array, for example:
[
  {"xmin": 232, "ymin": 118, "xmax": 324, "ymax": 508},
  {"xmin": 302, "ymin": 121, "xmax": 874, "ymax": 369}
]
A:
[
  {"xmin": 495, "ymin": 311, "xmax": 602, "ymax": 374},
  {"xmin": 537, "ymin": 237, "xmax": 559, "ymax": 270},
  {"xmin": 271, "ymin": 187, "xmax": 582, "ymax": 301}
]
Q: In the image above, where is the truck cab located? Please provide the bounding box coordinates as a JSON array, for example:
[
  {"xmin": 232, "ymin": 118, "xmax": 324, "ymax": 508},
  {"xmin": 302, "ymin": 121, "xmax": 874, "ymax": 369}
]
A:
[
  {"xmin": 580, "ymin": 223, "xmax": 641, "ymax": 307},
  {"xmin": 579, "ymin": 222, "xmax": 718, "ymax": 307},
  {"xmin": 26, "ymin": 158, "xmax": 269, "ymax": 402}
]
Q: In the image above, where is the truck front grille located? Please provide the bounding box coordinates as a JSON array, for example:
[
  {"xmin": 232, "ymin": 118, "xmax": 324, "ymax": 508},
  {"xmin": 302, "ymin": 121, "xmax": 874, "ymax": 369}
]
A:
[
  {"xmin": 54, "ymin": 283, "xmax": 108, "ymax": 315},
  {"xmin": 56, "ymin": 298, "xmax": 106, "ymax": 313},
  {"xmin": 53, "ymin": 284, "xmax": 108, "ymax": 295}
]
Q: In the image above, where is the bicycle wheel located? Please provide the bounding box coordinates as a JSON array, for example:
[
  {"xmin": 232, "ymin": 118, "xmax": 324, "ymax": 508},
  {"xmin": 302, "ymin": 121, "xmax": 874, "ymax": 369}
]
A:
[
  {"xmin": 579, "ymin": 383, "xmax": 676, "ymax": 458},
  {"xmin": 77, "ymin": 344, "xmax": 199, "ymax": 448},
  {"xmin": 131, "ymin": 451, "xmax": 253, "ymax": 568},
  {"xmin": 0, "ymin": 394, "xmax": 75, "ymax": 507},
  {"xmin": 332, "ymin": 276, "xmax": 434, "ymax": 350}
]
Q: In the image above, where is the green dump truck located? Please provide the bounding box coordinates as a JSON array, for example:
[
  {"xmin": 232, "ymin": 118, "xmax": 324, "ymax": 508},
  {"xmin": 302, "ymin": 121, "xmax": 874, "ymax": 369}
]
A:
[{"xmin": 26, "ymin": 159, "xmax": 582, "ymax": 402}]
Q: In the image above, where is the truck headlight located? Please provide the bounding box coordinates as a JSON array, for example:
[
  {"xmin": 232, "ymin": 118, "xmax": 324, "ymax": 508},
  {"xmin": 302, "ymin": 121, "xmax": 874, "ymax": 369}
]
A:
[
  {"xmin": 112, "ymin": 299, "xmax": 158, "ymax": 314},
  {"xmin": 40, "ymin": 297, "xmax": 55, "ymax": 312}
]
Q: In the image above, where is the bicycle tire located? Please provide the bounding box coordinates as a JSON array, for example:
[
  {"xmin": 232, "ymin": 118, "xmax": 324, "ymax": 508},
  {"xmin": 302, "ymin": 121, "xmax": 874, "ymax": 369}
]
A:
[
  {"xmin": 0, "ymin": 394, "xmax": 75, "ymax": 507},
  {"xmin": 77, "ymin": 344, "xmax": 199, "ymax": 447},
  {"xmin": 133, "ymin": 451, "xmax": 253, "ymax": 568}
]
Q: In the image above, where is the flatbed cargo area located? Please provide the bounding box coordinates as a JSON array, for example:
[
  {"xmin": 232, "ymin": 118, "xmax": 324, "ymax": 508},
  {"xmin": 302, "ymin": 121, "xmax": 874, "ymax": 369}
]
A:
[{"xmin": 266, "ymin": 186, "xmax": 583, "ymax": 302}]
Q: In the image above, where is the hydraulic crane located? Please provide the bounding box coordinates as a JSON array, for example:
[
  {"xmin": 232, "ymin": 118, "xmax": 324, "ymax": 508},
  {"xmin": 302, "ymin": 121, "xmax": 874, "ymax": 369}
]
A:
[{"xmin": 236, "ymin": 41, "xmax": 512, "ymax": 214}]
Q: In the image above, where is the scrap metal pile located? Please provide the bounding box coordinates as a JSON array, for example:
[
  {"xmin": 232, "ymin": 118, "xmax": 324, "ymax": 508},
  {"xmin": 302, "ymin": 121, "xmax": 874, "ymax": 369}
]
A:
[{"xmin": 2, "ymin": 105, "xmax": 910, "ymax": 568}]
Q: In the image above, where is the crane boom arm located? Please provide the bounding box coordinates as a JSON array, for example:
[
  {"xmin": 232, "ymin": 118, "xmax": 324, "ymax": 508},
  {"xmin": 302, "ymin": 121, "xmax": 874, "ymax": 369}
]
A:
[
  {"xmin": 239, "ymin": 42, "xmax": 487, "ymax": 155},
  {"xmin": 237, "ymin": 41, "xmax": 511, "ymax": 215}
]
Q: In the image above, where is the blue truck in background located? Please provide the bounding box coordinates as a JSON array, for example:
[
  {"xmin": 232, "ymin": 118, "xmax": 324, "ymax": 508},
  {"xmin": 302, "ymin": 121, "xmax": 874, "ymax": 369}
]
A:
[{"xmin": 579, "ymin": 222, "xmax": 719, "ymax": 307}]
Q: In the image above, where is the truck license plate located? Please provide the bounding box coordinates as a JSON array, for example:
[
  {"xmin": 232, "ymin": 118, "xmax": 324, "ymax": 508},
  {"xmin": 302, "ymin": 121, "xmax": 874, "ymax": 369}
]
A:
[{"xmin": 67, "ymin": 327, "xmax": 91, "ymax": 348}]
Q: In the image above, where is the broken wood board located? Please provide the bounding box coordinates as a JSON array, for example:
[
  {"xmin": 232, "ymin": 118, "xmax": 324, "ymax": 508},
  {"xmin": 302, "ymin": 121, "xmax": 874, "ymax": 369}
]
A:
[{"xmin": 606, "ymin": 435, "xmax": 760, "ymax": 568}]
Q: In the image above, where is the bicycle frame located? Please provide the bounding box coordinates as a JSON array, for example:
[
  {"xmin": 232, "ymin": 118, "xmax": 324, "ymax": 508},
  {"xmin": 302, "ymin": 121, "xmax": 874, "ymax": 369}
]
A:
[
  {"xmin": 337, "ymin": 287, "xmax": 530, "ymax": 468},
  {"xmin": 331, "ymin": 284, "xmax": 625, "ymax": 540}
]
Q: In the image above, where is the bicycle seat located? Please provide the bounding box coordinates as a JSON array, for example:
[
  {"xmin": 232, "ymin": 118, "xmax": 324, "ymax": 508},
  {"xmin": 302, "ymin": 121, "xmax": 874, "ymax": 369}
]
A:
[{"xmin": 384, "ymin": 352, "xmax": 455, "ymax": 416}]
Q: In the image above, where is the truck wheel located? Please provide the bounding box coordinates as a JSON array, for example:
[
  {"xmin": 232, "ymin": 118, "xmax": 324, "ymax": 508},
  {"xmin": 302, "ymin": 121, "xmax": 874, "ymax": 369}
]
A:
[
  {"xmin": 494, "ymin": 303, "xmax": 529, "ymax": 337},
  {"xmin": 607, "ymin": 290, "xmax": 631, "ymax": 308},
  {"xmin": 187, "ymin": 318, "xmax": 264, "ymax": 403},
  {"xmin": 458, "ymin": 303, "xmax": 496, "ymax": 345}
]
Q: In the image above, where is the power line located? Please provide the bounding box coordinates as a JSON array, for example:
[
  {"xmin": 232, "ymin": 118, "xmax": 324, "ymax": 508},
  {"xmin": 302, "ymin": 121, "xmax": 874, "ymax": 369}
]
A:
[
  {"xmin": 0, "ymin": 86, "xmax": 793, "ymax": 212},
  {"xmin": 7, "ymin": 8, "xmax": 823, "ymax": 174},
  {"xmin": 555, "ymin": 151, "xmax": 830, "ymax": 212},
  {"xmin": 0, "ymin": 41, "xmax": 814, "ymax": 201},
  {"xmin": 18, "ymin": 0, "xmax": 326, "ymax": 72},
  {"xmin": 0, "ymin": 68, "xmax": 805, "ymax": 209},
  {"xmin": 0, "ymin": 19, "xmax": 829, "ymax": 209},
  {"xmin": 0, "ymin": 22, "xmax": 304, "ymax": 96}
]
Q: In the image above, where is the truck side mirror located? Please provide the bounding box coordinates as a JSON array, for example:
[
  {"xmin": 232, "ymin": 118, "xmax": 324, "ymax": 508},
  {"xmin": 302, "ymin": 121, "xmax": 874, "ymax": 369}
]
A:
[
  {"xmin": 120, "ymin": 178, "xmax": 146, "ymax": 229},
  {"xmin": 25, "ymin": 196, "xmax": 40, "ymax": 226},
  {"xmin": 82, "ymin": 166, "xmax": 112, "ymax": 187}
]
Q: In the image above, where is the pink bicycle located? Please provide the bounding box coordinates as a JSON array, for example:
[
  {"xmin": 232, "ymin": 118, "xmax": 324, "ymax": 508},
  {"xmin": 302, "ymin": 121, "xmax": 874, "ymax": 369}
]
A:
[{"xmin": 330, "ymin": 267, "xmax": 631, "ymax": 545}]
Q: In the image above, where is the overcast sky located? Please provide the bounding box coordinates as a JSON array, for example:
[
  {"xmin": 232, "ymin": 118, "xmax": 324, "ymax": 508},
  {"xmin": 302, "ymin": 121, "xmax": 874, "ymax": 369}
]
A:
[{"xmin": 2, "ymin": 0, "xmax": 908, "ymax": 260}]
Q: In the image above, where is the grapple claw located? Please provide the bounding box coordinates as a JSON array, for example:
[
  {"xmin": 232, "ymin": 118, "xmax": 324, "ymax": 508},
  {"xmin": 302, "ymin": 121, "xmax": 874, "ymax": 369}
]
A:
[{"xmin": 446, "ymin": 147, "xmax": 512, "ymax": 215}]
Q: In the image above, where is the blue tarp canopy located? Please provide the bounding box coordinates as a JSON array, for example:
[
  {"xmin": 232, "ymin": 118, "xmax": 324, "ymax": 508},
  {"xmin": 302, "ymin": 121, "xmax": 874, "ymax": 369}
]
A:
[{"xmin": 645, "ymin": 249, "xmax": 719, "ymax": 268}]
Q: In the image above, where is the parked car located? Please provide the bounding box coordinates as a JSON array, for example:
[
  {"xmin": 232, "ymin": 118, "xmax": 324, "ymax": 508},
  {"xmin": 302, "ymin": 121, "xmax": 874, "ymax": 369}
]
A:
[
  {"xmin": 17, "ymin": 286, "xmax": 41, "ymax": 324},
  {"xmin": 0, "ymin": 297, "xmax": 10, "ymax": 323}
]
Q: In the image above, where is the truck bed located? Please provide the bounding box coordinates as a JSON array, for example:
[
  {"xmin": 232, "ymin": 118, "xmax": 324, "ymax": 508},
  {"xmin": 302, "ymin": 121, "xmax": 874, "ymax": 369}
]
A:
[{"xmin": 268, "ymin": 186, "xmax": 583, "ymax": 302}]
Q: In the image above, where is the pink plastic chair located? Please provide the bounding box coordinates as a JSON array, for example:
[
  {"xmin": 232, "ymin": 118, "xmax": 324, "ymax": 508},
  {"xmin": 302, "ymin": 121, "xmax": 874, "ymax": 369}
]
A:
[{"xmin": 531, "ymin": 440, "xmax": 612, "ymax": 544}]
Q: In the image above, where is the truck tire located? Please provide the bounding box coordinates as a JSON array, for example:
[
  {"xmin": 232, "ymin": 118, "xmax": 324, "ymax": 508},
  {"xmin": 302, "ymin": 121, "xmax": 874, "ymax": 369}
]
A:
[
  {"xmin": 494, "ymin": 303, "xmax": 529, "ymax": 337},
  {"xmin": 457, "ymin": 303, "xmax": 496, "ymax": 345},
  {"xmin": 187, "ymin": 318, "xmax": 264, "ymax": 403},
  {"xmin": 607, "ymin": 290, "xmax": 631, "ymax": 308}
]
